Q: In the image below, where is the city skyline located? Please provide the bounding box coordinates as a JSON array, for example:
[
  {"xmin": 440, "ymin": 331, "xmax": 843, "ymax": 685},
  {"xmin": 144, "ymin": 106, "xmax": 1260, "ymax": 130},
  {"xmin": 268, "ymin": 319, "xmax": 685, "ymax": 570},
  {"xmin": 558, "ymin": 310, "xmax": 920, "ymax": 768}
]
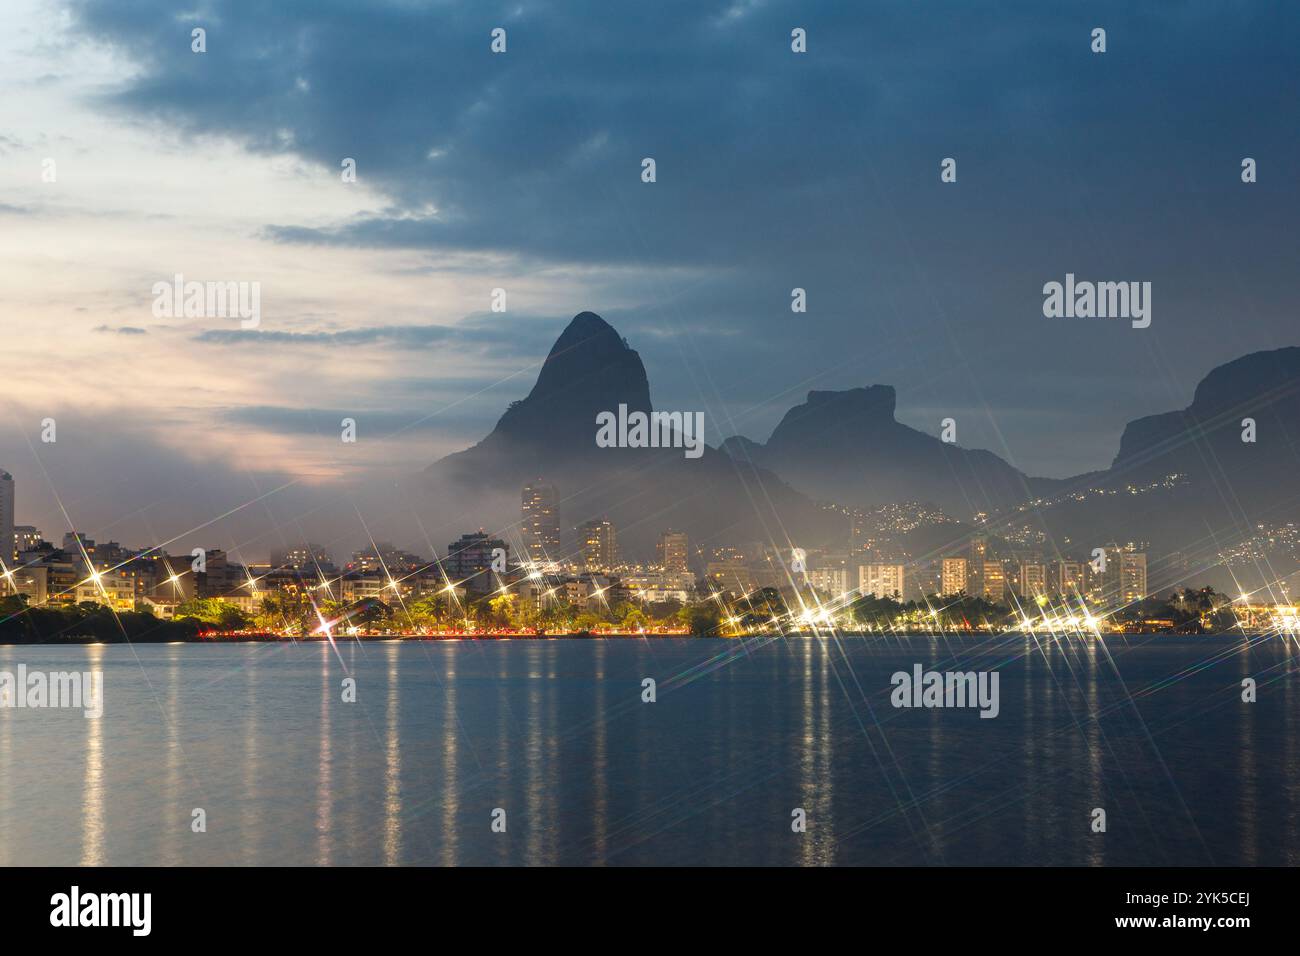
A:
[
  {"xmin": 7, "ymin": 496, "xmax": 1287, "ymax": 642},
  {"xmin": 5, "ymin": 310, "xmax": 1294, "ymax": 629},
  {"xmin": 6, "ymin": 452, "xmax": 1291, "ymax": 638}
]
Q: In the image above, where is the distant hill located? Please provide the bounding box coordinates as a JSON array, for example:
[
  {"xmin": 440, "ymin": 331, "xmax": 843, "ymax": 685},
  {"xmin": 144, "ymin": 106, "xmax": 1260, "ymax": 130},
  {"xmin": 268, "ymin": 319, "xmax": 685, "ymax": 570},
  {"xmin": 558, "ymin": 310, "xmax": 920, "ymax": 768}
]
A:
[
  {"xmin": 1019, "ymin": 347, "xmax": 1300, "ymax": 574},
  {"xmin": 1111, "ymin": 346, "xmax": 1300, "ymax": 479},
  {"xmin": 720, "ymin": 386, "xmax": 1051, "ymax": 518}
]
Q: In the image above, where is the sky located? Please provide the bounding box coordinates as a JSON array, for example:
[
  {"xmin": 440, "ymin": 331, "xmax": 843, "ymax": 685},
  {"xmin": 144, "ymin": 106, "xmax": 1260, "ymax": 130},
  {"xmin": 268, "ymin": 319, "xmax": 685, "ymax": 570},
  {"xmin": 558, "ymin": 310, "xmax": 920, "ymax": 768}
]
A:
[{"xmin": 1, "ymin": 0, "xmax": 1298, "ymax": 561}]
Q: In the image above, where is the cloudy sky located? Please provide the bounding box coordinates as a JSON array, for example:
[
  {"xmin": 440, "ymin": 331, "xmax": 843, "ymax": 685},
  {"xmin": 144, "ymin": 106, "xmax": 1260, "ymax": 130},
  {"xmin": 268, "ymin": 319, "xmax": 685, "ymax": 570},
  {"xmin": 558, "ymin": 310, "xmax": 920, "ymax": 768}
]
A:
[{"xmin": 1, "ymin": 0, "xmax": 1297, "ymax": 561}]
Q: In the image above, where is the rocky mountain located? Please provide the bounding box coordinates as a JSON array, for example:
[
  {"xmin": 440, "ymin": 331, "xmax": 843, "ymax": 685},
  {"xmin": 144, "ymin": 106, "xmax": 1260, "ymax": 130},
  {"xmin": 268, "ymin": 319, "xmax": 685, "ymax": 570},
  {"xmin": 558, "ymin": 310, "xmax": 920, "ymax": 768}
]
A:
[
  {"xmin": 424, "ymin": 312, "xmax": 839, "ymax": 557},
  {"xmin": 1020, "ymin": 346, "xmax": 1300, "ymax": 569},
  {"xmin": 720, "ymin": 385, "xmax": 1051, "ymax": 519},
  {"xmin": 1110, "ymin": 346, "xmax": 1300, "ymax": 481}
]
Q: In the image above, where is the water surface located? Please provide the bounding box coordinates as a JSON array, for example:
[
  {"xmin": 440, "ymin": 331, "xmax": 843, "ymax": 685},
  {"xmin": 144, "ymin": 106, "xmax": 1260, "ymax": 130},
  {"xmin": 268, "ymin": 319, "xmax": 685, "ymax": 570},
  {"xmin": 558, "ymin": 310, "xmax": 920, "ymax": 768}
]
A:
[{"xmin": 0, "ymin": 634, "xmax": 1294, "ymax": 865}]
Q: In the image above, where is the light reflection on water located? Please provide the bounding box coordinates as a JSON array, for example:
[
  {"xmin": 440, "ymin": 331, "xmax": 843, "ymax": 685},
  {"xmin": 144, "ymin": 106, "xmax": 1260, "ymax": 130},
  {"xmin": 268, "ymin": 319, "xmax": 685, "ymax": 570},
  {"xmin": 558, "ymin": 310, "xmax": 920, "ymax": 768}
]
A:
[
  {"xmin": 79, "ymin": 643, "xmax": 104, "ymax": 866},
  {"xmin": 0, "ymin": 635, "xmax": 1295, "ymax": 866}
]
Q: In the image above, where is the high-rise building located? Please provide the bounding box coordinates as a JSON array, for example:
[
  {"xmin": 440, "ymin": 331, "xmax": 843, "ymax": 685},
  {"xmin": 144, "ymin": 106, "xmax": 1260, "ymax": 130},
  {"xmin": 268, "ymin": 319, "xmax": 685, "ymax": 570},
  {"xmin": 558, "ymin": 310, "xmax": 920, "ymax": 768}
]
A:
[
  {"xmin": 705, "ymin": 561, "xmax": 756, "ymax": 596},
  {"xmin": 859, "ymin": 563, "xmax": 905, "ymax": 600},
  {"xmin": 1092, "ymin": 544, "xmax": 1148, "ymax": 608},
  {"xmin": 657, "ymin": 530, "xmax": 689, "ymax": 571},
  {"xmin": 580, "ymin": 518, "xmax": 618, "ymax": 571},
  {"xmin": 13, "ymin": 526, "xmax": 40, "ymax": 555},
  {"xmin": 1121, "ymin": 551, "xmax": 1148, "ymax": 605},
  {"xmin": 981, "ymin": 559, "xmax": 1006, "ymax": 603},
  {"xmin": 1052, "ymin": 559, "xmax": 1085, "ymax": 596},
  {"xmin": 809, "ymin": 566, "xmax": 850, "ymax": 599},
  {"xmin": 0, "ymin": 471, "xmax": 13, "ymax": 565},
  {"xmin": 1018, "ymin": 562, "xmax": 1047, "ymax": 598},
  {"xmin": 904, "ymin": 560, "xmax": 943, "ymax": 602},
  {"xmin": 521, "ymin": 480, "xmax": 561, "ymax": 564},
  {"xmin": 444, "ymin": 532, "xmax": 508, "ymax": 593},
  {"xmin": 968, "ymin": 534, "xmax": 988, "ymax": 597},
  {"xmin": 941, "ymin": 556, "xmax": 968, "ymax": 596}
]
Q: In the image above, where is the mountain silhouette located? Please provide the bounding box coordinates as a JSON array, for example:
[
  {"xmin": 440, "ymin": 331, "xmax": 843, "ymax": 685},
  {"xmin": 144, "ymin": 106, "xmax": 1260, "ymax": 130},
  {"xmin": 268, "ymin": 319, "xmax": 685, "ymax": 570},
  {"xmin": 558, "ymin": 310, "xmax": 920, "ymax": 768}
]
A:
[
  {"xmin": 721, "ymin": 346, "xmax": 1300, "ymax": 561},
  {"xmin": 425, "ymin": 312, "xmax": 837, "ymax": 557},
  {"xmin": 1111, "ymin": 346, "xmax": 1300, "ymax": 475},
  {"xmin": 1025, "ymin": 346, "xmax": 1300, "ymax": 566},
  {"xmin": 424, "ymin": 313, "xmax": 1299, "ymax": 579},
  {"xmin": 720, "ymin": 385, "xmax": 1047, "ymax": 517},
  {"xmin": 479, "ymin": 311, "xmax": 651, "ymax": 458}
]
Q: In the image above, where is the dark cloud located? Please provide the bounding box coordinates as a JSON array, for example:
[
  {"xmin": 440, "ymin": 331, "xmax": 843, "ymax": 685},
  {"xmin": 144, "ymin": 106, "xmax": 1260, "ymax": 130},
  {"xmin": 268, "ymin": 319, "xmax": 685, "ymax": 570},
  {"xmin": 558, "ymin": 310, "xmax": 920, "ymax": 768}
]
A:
[{"xmin": 65, "ymin": 1, "xmax": 1300, "ymax": 475}]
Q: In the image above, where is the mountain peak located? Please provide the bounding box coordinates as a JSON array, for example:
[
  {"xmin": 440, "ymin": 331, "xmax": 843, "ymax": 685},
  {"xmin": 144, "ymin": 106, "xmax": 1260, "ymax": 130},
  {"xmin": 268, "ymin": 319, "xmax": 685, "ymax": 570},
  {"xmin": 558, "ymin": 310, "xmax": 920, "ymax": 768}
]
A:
[
  {"xmin": 1114, "ymin": 345, "xmax": 1300, "ymax": 466},
  {"xmin": 536, "ymin": 311, "xmax": 637, "ymax": 384},
  {"xmin": 557, "ymin": 310, "xmax": 619, "ymax": 341},
  {"xmin": 530, "ymin": 311, "xmax": 647, "ymax": 404},
  {"xmin": 765, "ymin": 386, "xmax": 897, "ymax": 450},
  {"xmin": 801, "ymin": 386, "xmax": 897, "ymax": 419},
  {"xmin": 1190, "ymin": 346, "xmax": 1300, "ymax": 414},
  {"xmin": 460, "ymin": 311, "xmax": 651, "ymax": 455}
]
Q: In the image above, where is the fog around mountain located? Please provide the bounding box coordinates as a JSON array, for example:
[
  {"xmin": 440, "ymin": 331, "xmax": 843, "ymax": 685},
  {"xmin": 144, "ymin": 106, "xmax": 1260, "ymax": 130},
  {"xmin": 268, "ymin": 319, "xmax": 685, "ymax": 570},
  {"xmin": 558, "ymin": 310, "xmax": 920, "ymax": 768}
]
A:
[{"xmin": 422, "ymin": 312, "xmax": 1300, "ymax": 583}]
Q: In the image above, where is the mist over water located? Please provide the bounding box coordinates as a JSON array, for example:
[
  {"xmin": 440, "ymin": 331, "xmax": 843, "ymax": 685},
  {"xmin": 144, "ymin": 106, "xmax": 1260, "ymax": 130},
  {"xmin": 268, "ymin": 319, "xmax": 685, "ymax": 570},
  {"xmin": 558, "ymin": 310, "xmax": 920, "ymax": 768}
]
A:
[{"xmin": 0, "ymin": 637, "xmax": 1294, "ymax": 866}]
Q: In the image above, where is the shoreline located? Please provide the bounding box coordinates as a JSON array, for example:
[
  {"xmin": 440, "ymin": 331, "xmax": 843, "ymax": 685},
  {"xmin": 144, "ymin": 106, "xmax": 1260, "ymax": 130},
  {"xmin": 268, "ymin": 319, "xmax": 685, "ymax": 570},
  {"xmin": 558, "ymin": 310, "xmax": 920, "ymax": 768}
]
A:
[{"xmin": 0, "ymin": 630, "xmax": 1274, "ymax": 645}]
